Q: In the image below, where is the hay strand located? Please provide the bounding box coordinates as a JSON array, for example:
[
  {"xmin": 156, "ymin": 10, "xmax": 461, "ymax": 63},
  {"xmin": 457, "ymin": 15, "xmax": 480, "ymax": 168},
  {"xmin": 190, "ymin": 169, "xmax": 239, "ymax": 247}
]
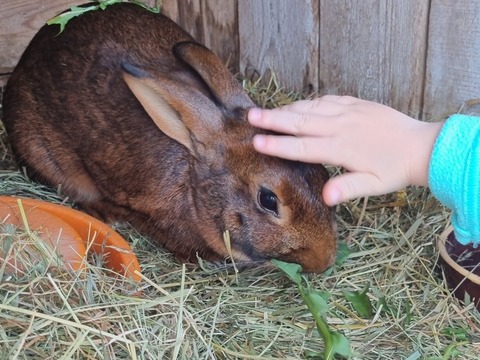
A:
[{"xmin": 1, "ymin": 81, "xmax": 480, "ymax": 359}]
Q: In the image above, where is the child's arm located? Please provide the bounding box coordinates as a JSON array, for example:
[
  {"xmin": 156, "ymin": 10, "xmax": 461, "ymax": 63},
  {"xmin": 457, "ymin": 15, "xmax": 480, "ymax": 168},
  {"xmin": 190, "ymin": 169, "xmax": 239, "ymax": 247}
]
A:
[
  {"xmin": 428, "ymin": 114, "xmax": 480, "ymax": 245},
  {"xmin": 248, "ymin": 95, "xmax": 480, "ymax": 245}
]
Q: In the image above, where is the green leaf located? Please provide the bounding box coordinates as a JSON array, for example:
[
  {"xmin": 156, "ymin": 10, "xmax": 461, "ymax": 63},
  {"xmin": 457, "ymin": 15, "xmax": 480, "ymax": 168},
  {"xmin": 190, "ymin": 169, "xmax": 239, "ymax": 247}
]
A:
[
  {"xmin": 306, "ymin": 291, "xmax": 330, "ymax": 318},
  {"xmin": 271, "ymin": 259, "xmax": 303, "ymax": 285},
  {"xmin": 376, "ymin": 296, "xmax": 394, "ymax": 316},
  {"xmin": 47, "ymin": 5, "xmax": 97, "ymax": 33},
  {"xmin": 273, "ymin": 259, "xmax": 351, "ymax": 359},
  {"xmin": 131, "ymin": 0, "xmax": 161, "ymax": 13},
  {"xmin": 441, "ymin": 327, "xmax": 470, "ymax": 341},
  {"xmin": 329, "ymin": 332, "xmax": 353, "ymax": 358},
  {"xmin": 323, "ymin": 241, "xmax": 352, "ymax": 276},
  {"xmin": 442, "ymin": 341, "xmax": 468, "ymax": 360},
  {"xmin": 335, "ymin": 241, "xmax": 351, "ymax": 267},
  {"xmin": 47, "ymin": 0, "xmax": 160, "ymax": 34},
  {"xmin": 342, "ymin": 283, "xmax": 373, "ymax": 319}
]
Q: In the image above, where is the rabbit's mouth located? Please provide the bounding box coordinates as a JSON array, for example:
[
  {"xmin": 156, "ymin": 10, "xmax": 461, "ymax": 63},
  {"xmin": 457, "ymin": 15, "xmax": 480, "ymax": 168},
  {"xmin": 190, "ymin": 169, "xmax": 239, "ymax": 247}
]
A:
[
  {"xmin": 227, "ymin": 242, "xmax": 336, "ymax": 274},
  {"xmin": 275, "ymin": 252, "xmax": 336, "ymax": 273},
  {"xmin": 228, "ymin": 248, "xmax": 258, "ymax": 263},
  {"xmin": 271, "ymin": 237, "xmax": 338, "ymax": 273},
  {"xmin": 221, "ymin": 229, "xmax": 338, "ymax": 273}
]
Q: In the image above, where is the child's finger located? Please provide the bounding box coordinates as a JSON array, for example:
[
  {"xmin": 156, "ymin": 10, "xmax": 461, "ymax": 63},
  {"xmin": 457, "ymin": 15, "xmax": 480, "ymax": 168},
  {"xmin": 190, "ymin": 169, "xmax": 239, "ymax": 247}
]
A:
[
  {"xmin": 252, "ymin": 134, "xmax": 342, "ymax": 164},
  {"xmin": 322, "ymin": 172, "xmax": 386, "ymax": 206},
  {"xmin": 282, "ymin": 95, "xmax": 357, "ymax": 114},
  {"xmin": 248, "ymin": 108, "xmax": 338, "ymax": 136}
]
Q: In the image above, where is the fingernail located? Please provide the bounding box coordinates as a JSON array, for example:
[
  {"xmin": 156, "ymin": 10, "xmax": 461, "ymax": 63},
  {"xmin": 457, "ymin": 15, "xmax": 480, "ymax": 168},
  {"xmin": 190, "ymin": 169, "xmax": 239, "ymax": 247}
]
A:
[
  {"xmin": 325, "ymin": 187, "xmax": 341, "ymax": 206},
  {"xmin": 253, "ymin": 134, "xmax": 266, "ymax": 149},
  {"xmin": 248, "ymin": 108, "xmax": 262, "ymax": 124}
]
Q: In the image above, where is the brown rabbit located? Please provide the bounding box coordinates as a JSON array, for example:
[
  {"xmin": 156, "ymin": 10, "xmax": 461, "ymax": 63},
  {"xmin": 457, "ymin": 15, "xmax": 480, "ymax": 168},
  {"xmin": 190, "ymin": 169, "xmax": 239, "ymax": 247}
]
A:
[{"xmin": 3, "ymin": 2, "xmax": 337, "ymax": 272}]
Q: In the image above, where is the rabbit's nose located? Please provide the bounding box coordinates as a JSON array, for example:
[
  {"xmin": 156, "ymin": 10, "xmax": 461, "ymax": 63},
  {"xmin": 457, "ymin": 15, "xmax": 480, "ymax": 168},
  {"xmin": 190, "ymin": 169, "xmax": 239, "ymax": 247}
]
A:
[
  {"xmin": 297, "ymin": 237, "xmax": 337, "ymax": 273},
  {"xmin": 300, "ymin": 254, "xmax": 336, "ymax": 273}
]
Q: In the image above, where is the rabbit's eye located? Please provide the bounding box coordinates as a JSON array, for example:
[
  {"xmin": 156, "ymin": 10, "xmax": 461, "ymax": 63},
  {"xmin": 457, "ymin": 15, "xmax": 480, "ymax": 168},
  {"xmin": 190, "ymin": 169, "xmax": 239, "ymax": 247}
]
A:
[{"xmin": 258, "ymin": 187, "xmax": 279, "ymax": 217}]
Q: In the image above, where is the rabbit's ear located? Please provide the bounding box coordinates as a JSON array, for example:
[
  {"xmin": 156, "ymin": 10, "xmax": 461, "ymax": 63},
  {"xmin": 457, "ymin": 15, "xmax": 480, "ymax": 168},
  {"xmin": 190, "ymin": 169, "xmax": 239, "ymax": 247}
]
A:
[
  {"xmin": 173, "ymin": 42, "xmax": 254, "ymax": 111},
  {"xmin": 122, "ymin": 63, "xmax": 223, "ymax": 155}
]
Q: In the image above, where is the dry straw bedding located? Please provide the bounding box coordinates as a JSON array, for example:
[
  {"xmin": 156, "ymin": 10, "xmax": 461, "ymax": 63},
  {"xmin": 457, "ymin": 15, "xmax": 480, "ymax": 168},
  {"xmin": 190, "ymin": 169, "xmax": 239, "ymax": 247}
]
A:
[{"xmin": 1, "ymin": 82, "xmax": 480, "ymax": 359}]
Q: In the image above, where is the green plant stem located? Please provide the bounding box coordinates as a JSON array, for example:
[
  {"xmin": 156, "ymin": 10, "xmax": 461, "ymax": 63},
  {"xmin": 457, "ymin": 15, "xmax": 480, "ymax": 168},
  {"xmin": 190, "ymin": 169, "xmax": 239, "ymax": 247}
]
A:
[
  {"xmin": 442, "ymin": 341, "xmax": 468, "ymax": 360},
  {"xmin": 298, "ymin": 286, "xmax": 334, "ymax": 360}
]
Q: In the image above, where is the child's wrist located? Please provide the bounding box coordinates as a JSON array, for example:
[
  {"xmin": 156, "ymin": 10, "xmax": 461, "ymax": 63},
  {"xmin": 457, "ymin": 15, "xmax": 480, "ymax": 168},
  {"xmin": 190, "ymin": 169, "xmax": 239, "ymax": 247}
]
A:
[{"xmin": 407, "ymin": 121, "xmax": 443, "ymax": 187}]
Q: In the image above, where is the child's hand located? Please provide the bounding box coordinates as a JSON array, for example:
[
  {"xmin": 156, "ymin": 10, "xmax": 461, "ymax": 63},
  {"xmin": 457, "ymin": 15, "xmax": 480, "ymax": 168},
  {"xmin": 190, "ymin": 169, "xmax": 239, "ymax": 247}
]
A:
[{"xmin": 248, "ymin": 96, "xmax": 444, "ymax": 206}]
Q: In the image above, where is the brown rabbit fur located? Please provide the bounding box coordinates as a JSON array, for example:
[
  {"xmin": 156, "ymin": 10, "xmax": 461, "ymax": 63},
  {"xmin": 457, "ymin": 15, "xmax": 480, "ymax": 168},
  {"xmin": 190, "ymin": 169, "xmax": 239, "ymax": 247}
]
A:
[{"xmin": 3, "ymin": 2, "xmax": 337, "ymax": 272}]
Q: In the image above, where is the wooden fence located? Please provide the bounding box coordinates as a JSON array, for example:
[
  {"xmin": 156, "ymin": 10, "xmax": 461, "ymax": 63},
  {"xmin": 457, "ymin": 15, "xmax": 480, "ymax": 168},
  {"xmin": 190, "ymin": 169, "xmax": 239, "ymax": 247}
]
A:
[{"xmin": 1, "ymin": 0, "xmax": 479, "ymax": 120}]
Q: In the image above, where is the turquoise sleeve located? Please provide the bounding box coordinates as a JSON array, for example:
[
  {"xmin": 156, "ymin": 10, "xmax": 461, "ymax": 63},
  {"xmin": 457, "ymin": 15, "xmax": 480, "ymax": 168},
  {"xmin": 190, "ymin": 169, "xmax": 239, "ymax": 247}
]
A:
[{"xmin": 428, "ymin": 114, "xmax": 480, "ymax": 246}]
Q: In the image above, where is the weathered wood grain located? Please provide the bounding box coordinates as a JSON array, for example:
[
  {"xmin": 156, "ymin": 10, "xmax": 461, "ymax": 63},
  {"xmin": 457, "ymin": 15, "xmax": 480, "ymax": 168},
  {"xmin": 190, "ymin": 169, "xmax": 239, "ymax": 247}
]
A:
[
  {"xmin": 0, "ymin": 0, "xmax": 157, "ymax": 87},
  {"xmin": 238, "ymin": 0, "xmax": 319, "ymax": 92},
  {"xmin": 0, "ymin": 75, "xmax": 9, "ymax": 88},
  {"xmin": 162, "ymin": 0, "xmax": 238, "ymax": 71},
  {"xmin": 1, "ymin": 0, "xmax": 479, "ymax": 122},
  {"xmin": 423, "ymin": 0, "xmax": 480, "ymax": 119},
  {"xmin": 319, "ymin": 0, "xmax": 430, "ymax": 118},
  {"xmin": 0, "ymin": 0, "xmax": 80, "ymax": 76}
]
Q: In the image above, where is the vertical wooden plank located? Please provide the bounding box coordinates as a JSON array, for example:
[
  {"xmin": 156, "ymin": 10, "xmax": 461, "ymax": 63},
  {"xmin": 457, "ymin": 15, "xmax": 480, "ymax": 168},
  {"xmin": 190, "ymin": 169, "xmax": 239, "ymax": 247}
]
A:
[
  {"xmin": 200, "ymin": 0, "xmax": 239, "ymax": 70},
  {"xmin": 424, "ymin": 0, "xmax": 480, "ymax": 119},
  {"xmin": 0, "ymin": 0, "xmax": 80, "ymax": 75},
  {"xmin": 160, "ymin": 0, "xmax": 180, "ymax": 21},
  {"xmin": 172, "ymin": 0, "xmax": 203, "ymax": 40},
  {"xmin": 238, "ymin": 0, "xmax": 319, "ymax": 92},
  {"xmin": 162, "ymin": 0, "xmax": 239, "ymax": 71},
  {"xmin": 0, "ymin": 0, "xmax": 158, "ymax": 86},
  {"xmin": 319, "ymin": 0, "xmax": 429, "ymax": 119}
]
